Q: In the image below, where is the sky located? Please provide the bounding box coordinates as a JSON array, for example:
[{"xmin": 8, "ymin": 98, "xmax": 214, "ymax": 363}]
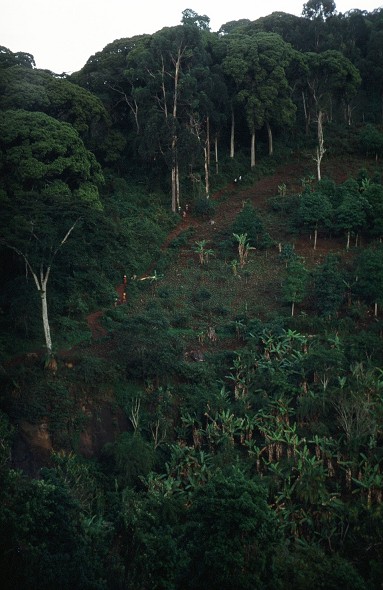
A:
[{"xmin": 1, "ymin": 1, "xmax": 382, "ymax": 74}]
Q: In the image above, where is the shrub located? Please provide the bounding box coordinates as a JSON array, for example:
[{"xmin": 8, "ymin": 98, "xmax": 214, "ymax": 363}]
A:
[{"xmin": 193, "ymin": 197, "xmax": 215, "ymax": 219}]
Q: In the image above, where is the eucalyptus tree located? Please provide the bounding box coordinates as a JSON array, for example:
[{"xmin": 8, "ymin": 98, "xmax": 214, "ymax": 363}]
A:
[
  {"xmin": 123, "ymin": 23, "xmax": 212, "ymax": 211},
  {"xmin": 303, "ymin": 50, "xmax": 361, "ymax": 178},
  {"xmin": 181, "ymin": 8, "xmax": 210, "ymax": 30},
  {"xmin": 257, "ymin": 33, "xmax": 296, "ymax": 156},
  {"xmin": 222, "ymin": 32, "xmax": 295, "ymax": 168},
  {"xmin": 203, "ymin": 52, "xmax": 230, "ymax": 175},
  {"xmin": 302, "ymin": 0, "xmax": 336, "ymax": 20},
  {"xmin": 0, "ymin": 110, "xmax": 104, "ymax": 361},
  {"xmin": 302, "ymin": 0, "xmax": 337, "ymax": 50},
  {"xmin": 70, "ymin": 35, "xmax": 151, "ymax": 126},
  {"xmin": 70, "ymin": 35, "xmax": 152, "ymax": 171},
  {"xmin": 187, "ymin": 30, "xmax": 232, "ymax": 190}
]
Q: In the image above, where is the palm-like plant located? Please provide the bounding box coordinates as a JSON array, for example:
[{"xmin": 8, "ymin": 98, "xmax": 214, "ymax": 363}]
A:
[
  {"xmin": 193, "ymin": 240, "xmax": 214, "ymax": 264},
  {"xmin": 233, "ymin": 232, "xmax": 255, "ymax": 268}
]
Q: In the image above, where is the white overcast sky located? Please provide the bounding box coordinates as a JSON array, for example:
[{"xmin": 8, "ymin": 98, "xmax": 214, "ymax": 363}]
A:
[{"xmin": 1, "ymin": 1, "xmax": 382, "ymax": 74}]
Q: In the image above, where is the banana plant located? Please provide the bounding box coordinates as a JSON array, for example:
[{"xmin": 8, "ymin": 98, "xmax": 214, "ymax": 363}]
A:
[
  {"xmin": 352, "ymin": 453, "xmax": 383, "ymax": 508},
  {"xmin": 233, "ymin": 232, "xmax": 255, "ymax": 268},
  {"xmin": 193, "ymin": 239, "xmax": 214, "ymax": 264}
]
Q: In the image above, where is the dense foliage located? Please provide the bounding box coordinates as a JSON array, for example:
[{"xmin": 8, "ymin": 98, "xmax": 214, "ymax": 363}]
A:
[{"xmin": 1, "ymin": 3, "xmax": 383, "ymax": 588}]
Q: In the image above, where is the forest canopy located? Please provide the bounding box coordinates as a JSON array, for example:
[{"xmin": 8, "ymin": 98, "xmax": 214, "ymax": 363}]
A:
[{"xmin": 1, "ymin": 3, "xmax": 383, "ymax": 589}]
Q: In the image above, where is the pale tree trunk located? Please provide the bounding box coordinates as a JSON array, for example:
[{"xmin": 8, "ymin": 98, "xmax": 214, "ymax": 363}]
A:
[
  {"xmin": 161, "ymin": 46, "xmax": 183, "ymax": 212},
  {"xmin": 23, "ymin": 263, "xmax": 53, "ymax": 356},
  {"xmin": 105, "ymin": 83, "xmax": 140, "ymax": 133},
  {"xmin": 204, "ymin": 143, "xmax": 210, "ymax": 198},
  {"xmin": 171, "ymin": 161, "xmax": 180, "ymax": 212},
  {"xmin": 39, "ymin": 269, "xmax": 52, "ymax": 355},
  {"xmin": 6, "ymin": 221, "xmax": 79, "ymax": 363},
  {"xmin": 157, "ymin": 55, "xmax": 177, "ymax": 212},
  {"xmin": 314, "ymin": 227, "xmax": 318, "ymax": 250},
  {"xmin": 344, "ymin": 101, "xmax": 354, "ymax": 126},
  {"xmin": 374, "ymin": 302, "xmax": 378, "ymax": 318},
  {"xmin": 314, "ymin": 109, "xmax": 326, "ymax": 181},
  {"xmin": 250, "ymin": 130, "xmax": 256, "ymax": 168},
  {"xmin": 230, "ymin": 109, "xmax": 235, "ymax": 158},
  {"xmin": 171, "ymin": 50, "xmax": 180, "ymax": 212},
  {"xmin": 189, "ymin": 113, "xmax": 210, "ymax": 199},
  {"xmin": 266, "ymin": 121, "xmax": 273, "ymax": 156},
  {"xmin": 204, "ymin": 117, "xmax": 210, "ymax": 198},
  {"xmin": 291, "ymin": 301, "xmax": 295, "ymax": 317},
  {"xmin": 346, "ymin": 230, "xmax": 350, "ymax": 250}
]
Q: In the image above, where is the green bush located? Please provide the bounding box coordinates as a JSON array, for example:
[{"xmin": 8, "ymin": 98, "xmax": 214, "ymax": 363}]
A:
[{"xmin": 193, "ymin": 197, "xmax": 216, "ymax": 219}]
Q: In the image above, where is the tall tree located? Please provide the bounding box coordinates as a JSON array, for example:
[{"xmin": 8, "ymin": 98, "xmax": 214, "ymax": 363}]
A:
[
  {"xmin": 223, "ymin": 32, "xmax": 295, "ymax": 168},
  {"xmin": 303, "ymin": 50, "xmax": 361, "ymax": 178},
  {"xmin": 302, "ymin": 1, "xmax": 336, "ymax": 20},
  {"xmin": 125, "ymin": 24, "xmax": 211, "ymax": 211},
  {"xmin": 0, "ymin": 110, "xmax": 103, "ymax": 360}
]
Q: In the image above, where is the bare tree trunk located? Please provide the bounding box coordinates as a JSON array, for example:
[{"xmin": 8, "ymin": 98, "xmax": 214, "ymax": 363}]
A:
[
  {"xmin": 346, "ymin": 230, "xmax": 350, "ymax": 251},
  {"xmin": 314, "ymin": 227, "xmax": 318, "ymax": 250},
  {"xmin": 266, "ymin": 120, "xmax": 273, "ymax": 156},
  {"xmin": 204, "ymin": 144, "xmax": 210, "ymax": 198},
  {"xmin": 314, "ymin": 109, "xmax": 326, "ymax": 181},
  {"xmin": 189, "ymin": 113, "xmax": 210, "ymax": 200},
  {"xmin": 250, "ymin": 130, "xmax": 256, "ymax": 168},
  {"xmin": 344, "ymin": 101, "xmax": 354, "ymax": 126},
  {"xmin": 291, "ymin": 301, "xmax": 295, "ymax": 317},
  {"xmin": 230, "ymin": 109, "xmax": 235, "ymax": 158},
  {"xmin": 40, "ymin": 270, "xmax": 52, "ymax": 355},
  {"xmin": 5, "ymin": 221, "xmax": 79, "ymax": 362},
  {"xmin": 105, "ymin": 83, "xmax": 140, "ymax": 133},
  {"xmin": 169, "ymin": 47, "xmax": 182, "ymax": 211}
]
